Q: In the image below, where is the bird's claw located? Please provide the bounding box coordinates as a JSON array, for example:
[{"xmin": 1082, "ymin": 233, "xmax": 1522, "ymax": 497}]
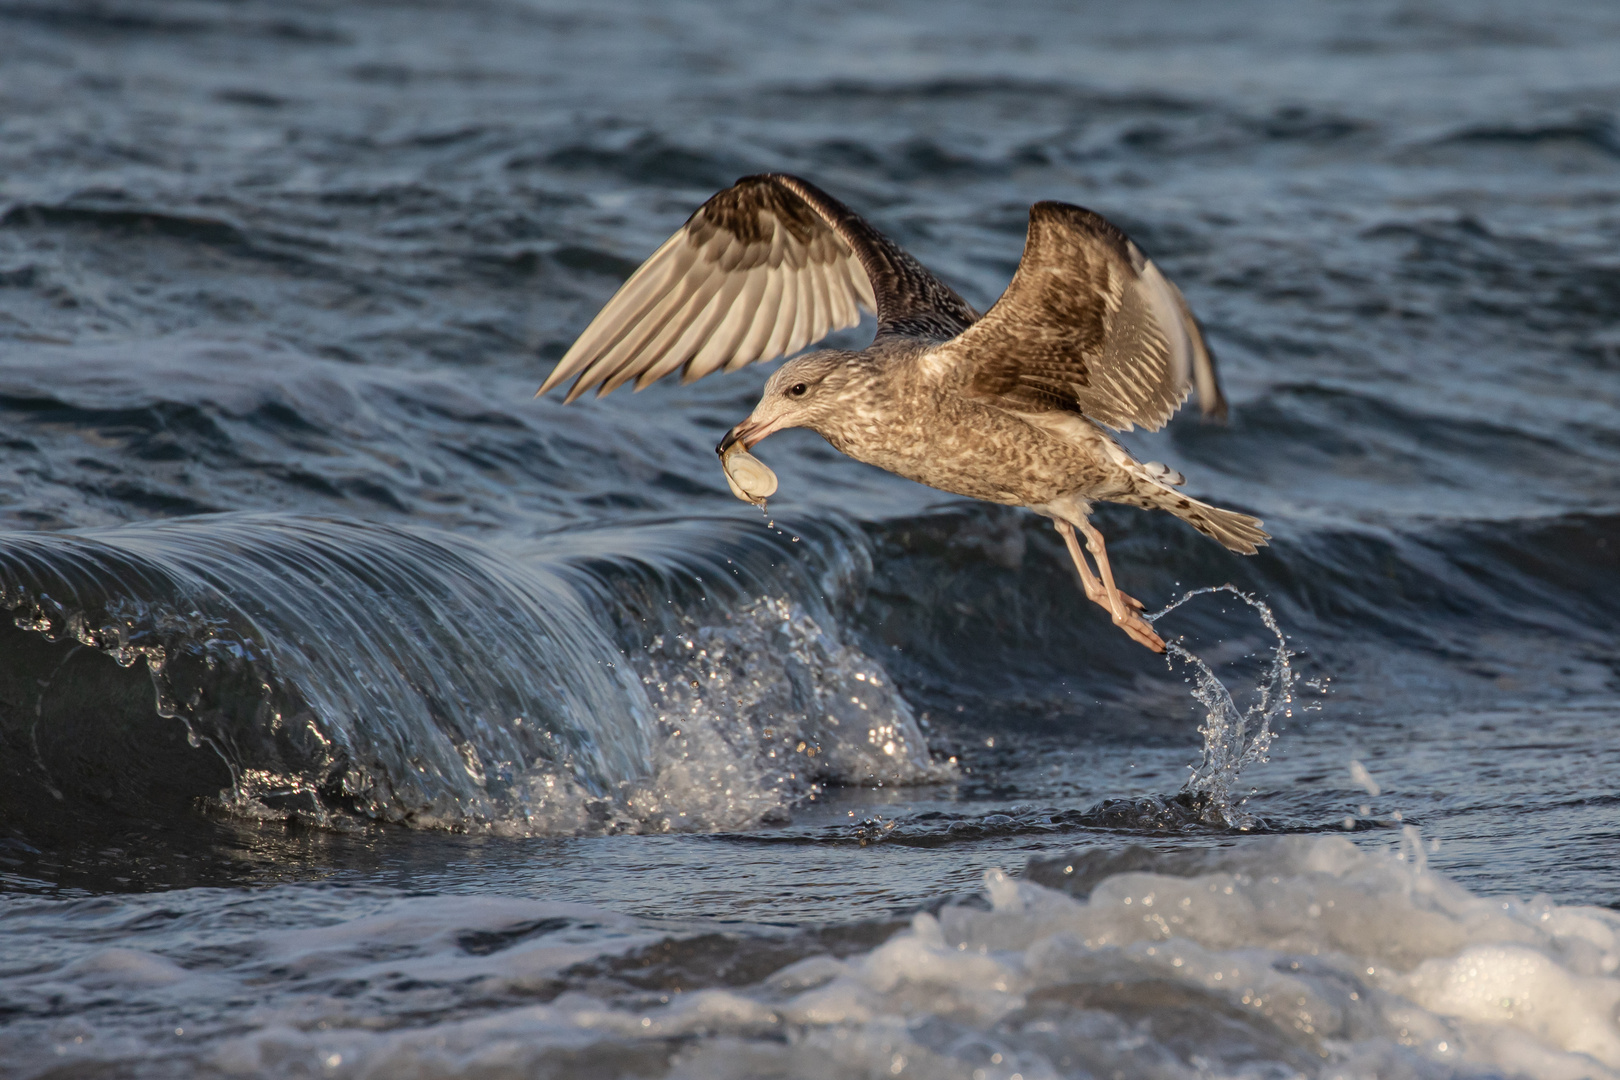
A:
[{"xmin": 1115, "ymin": 610, "xmax": 1166, "ymax": 653}]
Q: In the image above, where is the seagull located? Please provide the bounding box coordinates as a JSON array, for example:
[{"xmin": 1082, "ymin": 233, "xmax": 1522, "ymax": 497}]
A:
[{"xmin": 537, "ymin": 174, "xmax": 1266, "ymax": 652}]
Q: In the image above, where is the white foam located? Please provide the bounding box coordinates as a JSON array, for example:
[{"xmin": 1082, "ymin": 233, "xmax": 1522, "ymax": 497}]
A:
[
  {"xmin": 14, "ymin": 835, "xmax": 1613, "ymax": 1080},
  {"xmin": 56, "ymin": 948, "xmax": 191, "ymax": 987}
]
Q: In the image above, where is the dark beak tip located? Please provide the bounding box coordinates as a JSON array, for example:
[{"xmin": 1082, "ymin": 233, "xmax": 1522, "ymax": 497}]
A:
[{"xmin": 717, "ymin": 422, "xmax": 749, "ymax": 455}]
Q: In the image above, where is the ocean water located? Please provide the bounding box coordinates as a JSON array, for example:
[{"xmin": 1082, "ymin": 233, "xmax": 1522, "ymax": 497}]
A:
[{"xmin": 2, "ymin": 1, "xmax": 1619, "ymax": 1077}]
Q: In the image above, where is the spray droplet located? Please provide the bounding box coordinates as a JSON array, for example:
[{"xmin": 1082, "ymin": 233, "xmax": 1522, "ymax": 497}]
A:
[{"xmin": 1349, "ymin": 759, "xmax": 1381, "ymax": 797}]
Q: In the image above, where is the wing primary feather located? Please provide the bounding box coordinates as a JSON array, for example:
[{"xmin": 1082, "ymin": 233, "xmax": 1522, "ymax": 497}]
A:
[
  {"xmin": 538, "ymin": 235, "xmax": 693, "ymax": 397},
  {"xmin": 727, "ymin": 264, "xmax": 785, "ymax": 372},
  {"xmin": 542, "ymin": 173, "xmax": 958, "ymax": 398},
  {"xmin": 688, "ymin": 264, "xmax": 768, "ymax": 378},
  {"xmin": 633, "ymin": 266, "xmax": 752, "ymax": 389},
  {"xmin": 599, "ymin": 261, "xmax": 733, "ymax": 395},
  {"xmin": 713, "ymin": 265, "xmax": 782, "ymax": 377},
  {"xmin": 849, "ymin": 253, "xmax": 877, "ymax": 314},
  {"xmin": 783, "ymin": 242, "xmax": 816, "ymax": 355},
  {"xmin": 814, "ymin": 239, "xmax": 839, "ymax": 328},
  {"xmin": 759, "ymin": 262, "xmax": 799, "ymax": 362},
  {"xmin": 558, "ymin": 263, "xmax": 703, "ymax": 400},
  {"xmin": 636, "ymin": 269, "xmax": 750, "ymax": 388},
  {"xmin": 841, "ymin": 257, "xmax": 872, "ymax": 322},
  {"xmin": 569, "ymin": 263, "xmax": 714, "ymax": 401},
  {"xmin": 807, "ymin": 257, "xmax": 833, "ymax": 342},
  {"xmin": 825, "ymin": 260, "xmax": 854, "ymax": 327},
  {"xmin": 602, "ymin": 276, "xmax": 729, "ymax": 395},
  {"xmin": 1164, "ymin": 275, "xmax": 1226, "ymax": 420}
]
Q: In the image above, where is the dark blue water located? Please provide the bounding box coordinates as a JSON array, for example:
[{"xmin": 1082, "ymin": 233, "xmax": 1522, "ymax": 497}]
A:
[{"xmin": 3, "ymin": 2, "xmax": 1620, "ymax": 1076}]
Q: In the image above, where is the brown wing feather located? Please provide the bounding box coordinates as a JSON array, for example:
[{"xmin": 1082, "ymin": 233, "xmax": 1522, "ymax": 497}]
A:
[
  {"xmin": 765, "ymin": 175, "xmax": 978, "ymax": 340},
  {"xmin": 953, "ymin": 202, "xmax": 1226, "ymax": 431},
  {"xmin": 537, "ymin": 174, "xmax": 978, "ymax": 401}
]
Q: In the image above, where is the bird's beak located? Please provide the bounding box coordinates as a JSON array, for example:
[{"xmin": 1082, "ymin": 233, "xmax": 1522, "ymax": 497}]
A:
[{"xmin": 717, "ymin": 418, "xmax": 764, "ymax": 455}]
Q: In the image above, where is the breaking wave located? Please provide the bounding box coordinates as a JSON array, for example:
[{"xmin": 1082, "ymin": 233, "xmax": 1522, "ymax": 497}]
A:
[{"xmin": 0, "ymin": 513, "xmax": 941, "ymax": 837}]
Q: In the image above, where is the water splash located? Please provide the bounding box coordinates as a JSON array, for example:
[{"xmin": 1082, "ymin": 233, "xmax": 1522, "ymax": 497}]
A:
[
  {"xmin": 627, "ymin": 596, "xmax": 950, "ymax": 831},
  {"xmin": 1145, "ymin": 585, "xmax": 1298, "ymax": 829}
]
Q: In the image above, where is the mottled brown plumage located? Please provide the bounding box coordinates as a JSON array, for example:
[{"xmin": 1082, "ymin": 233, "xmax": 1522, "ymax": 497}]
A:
[
  {"xmin": 957, "ymin": 202, "xmax": 1225, "ymax": 428},
  {"xmin": 538, "ymin": 175, "xmax": 1267, "ymax": 651}
]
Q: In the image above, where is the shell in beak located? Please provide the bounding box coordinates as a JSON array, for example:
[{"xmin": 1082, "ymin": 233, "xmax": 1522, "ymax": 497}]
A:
[{"xmin": 717, "ymin": 440, "xmax": 778, "ymax": 506}]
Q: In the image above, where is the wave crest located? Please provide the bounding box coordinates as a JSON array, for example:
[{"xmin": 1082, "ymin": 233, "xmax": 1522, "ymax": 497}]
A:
[{"xmin": 0, "ymin": 513, "xmax": 942, "ymax": 838}]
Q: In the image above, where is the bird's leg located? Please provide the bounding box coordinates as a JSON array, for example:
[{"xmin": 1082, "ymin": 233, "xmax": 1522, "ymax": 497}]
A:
[
  {"xmin": 1055, "ymin": 521, "xmax": 1145, "ymax": 611},
  {"xmin": 1075, "ymin": 519, "xmax": 1164, "ymax": 653},
  {"xmin": 1055, "ymin": 519, "xmax": 1157, "ymax": 650},
  {"xmin": 1054, "ymin": 519, "xmax": 1107, "ymax": 607}
]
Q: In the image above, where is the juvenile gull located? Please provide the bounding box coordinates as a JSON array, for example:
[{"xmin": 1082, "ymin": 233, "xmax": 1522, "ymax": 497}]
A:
[{"xmin": 537, "ymin": 174, "xmax": 1267, "ymax": 651}]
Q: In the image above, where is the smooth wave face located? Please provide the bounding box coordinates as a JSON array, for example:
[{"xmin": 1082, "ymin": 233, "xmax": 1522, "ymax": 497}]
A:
[
  {"xmin": 3, "ymin": 0, "xmax": 1620, "ymax": 1077},
  {"xmin": 0, "ymin": 513, "xmax": 940, "ymax": 837}
]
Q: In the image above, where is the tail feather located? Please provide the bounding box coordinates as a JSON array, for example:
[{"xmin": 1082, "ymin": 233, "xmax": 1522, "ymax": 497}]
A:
[
  {"xmin": 1099, "ymin": 440, "xmax": 1268, "ymax": 554},
  {"xmin": 1174, "ymin": 497, "xmax": 1269, "ymax": 555},
  {"xmin": 1122, "ymin": 474, "xmax": 1269, "ymax": 554}
]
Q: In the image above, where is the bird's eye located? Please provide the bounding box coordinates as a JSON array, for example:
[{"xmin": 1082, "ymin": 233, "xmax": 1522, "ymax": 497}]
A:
[{"xmin": 787, "ymin": 382, "xmax": 809, "ymax": 398}]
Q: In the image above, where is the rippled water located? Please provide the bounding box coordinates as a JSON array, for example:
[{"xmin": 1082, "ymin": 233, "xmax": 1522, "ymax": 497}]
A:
[{"xmin": 3, "ymin": 2, "xmax": 1619, "ymax": 1077}]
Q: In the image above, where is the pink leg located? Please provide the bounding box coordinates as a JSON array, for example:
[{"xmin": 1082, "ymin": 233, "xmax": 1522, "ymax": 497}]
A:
[
  {"xmin": 1054, "ymin": 519, "xmax": 1106, "ymax": 605},
  {"xmin": 1059, "ymin": 519, "xmax": 1164, "ymax": 653}
]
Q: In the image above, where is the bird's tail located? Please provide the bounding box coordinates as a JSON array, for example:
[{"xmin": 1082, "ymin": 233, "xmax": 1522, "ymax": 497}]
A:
[
  {"xmin": 1171, "ymin": 496, "xmax": 1269, "ymax": 555},
  {"xmin": 1124, "ymin": 461, "xmax": 1269, "ymax": 555}
]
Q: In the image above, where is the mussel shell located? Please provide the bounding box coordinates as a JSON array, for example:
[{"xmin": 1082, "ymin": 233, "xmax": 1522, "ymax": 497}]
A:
[{"xmin": 720, "ymin": 446, "xmax": 778, "ymax": 504}]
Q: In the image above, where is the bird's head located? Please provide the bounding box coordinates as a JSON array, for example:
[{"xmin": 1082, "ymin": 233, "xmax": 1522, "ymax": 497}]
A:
[{"xmin": 716, "ymin": 350, "xmax": 866, "ymax": 453}]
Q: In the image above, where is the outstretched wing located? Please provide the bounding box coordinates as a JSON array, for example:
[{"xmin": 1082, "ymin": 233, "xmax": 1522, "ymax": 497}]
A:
[
  {"xmin": 948, "ymin": 202, "xmax": 1226, "ymax": 431},
  {"xmin": 537, "ymin": 174, "xmax": 978, "ymax": 401}
]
